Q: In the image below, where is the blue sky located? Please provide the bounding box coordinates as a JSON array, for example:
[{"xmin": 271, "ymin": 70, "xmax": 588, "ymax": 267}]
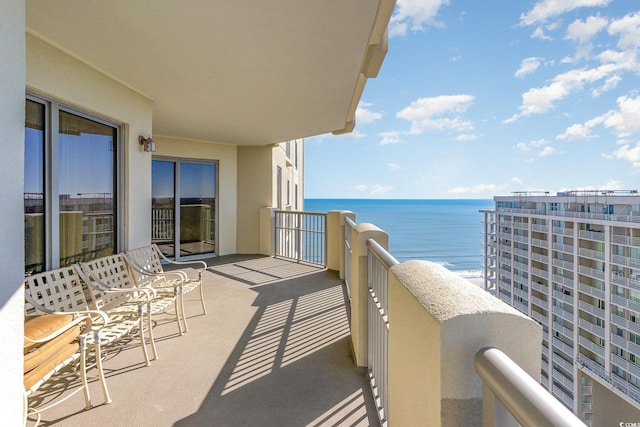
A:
[{"xmin": 304, "ymin": 0, "xmax": 640, "ymax": 199}]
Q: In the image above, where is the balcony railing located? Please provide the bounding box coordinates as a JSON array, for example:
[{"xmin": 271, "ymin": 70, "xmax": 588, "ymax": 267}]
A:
[
  {"xmin": 330, "ymin": 209, "xmax": 586, "ymax": 426},
  {"xmin": 475, "ymin": 347, "xmax": 584, "ymax": 427},
  {"xmin": 366, "ymin": 238, "xmax": 398, "ymax": 426},
  {"xmin": 274, "ymin": 210, "xmax": 326, "ymax": 267}
]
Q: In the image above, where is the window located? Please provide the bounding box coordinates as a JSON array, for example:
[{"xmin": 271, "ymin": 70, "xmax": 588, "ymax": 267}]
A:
[{"xmin": 24, "ymin": 95, "xmax": 120, "ymax": 275}]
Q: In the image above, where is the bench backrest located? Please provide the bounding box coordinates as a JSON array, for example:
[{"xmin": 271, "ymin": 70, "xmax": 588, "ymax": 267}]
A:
[
  {"xmin": 24, "ymin": 266, "xmax": 91, "ymax": 315},
  {"xmin": 80, "ymin": 254, "xmax": 137, "ymax": 311}
]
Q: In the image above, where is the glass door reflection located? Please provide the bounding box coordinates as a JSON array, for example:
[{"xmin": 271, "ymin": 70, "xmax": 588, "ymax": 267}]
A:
[
  {"xmin": 152, "ymin": 159, "xmax": 216, "ymax": 259},
  {"xmin": 152, "ymin": 160, "xmax": 176, "ymax": 257},
  {"xmin": 179, "ymin": 162, "xmax": 216, "ymax": 257}
]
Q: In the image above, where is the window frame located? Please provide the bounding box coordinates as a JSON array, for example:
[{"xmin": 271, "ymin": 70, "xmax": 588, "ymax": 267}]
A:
[{"xmin": 26, "ymin": 90, "xmax": 124, "ymax": 271}]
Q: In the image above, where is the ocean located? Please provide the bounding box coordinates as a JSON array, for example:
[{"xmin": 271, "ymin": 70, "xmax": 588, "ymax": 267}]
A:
[{"xmin": 304, "ymin": 199, "xmax": 494, "ymax": 278}]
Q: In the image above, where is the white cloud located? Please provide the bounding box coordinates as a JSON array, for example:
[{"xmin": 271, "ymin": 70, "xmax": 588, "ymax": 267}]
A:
[
  {"xmin": 517, "ymin": 139, "xmax": 549, "ymax": 151},
  {"xmin": 354, "ymin": 184, "xmax": 394, "ymax": 196},
  {"xmin": 531, "ymin": 138, "xmax": 547, "ymax": 148},
  {"xmin": 447, "ymin": 183, "xmax": 503, "ymax": 195},
  {"xmin": 603, "ymin": 95, "xmax": 640, "ymax": 137},
  {"xmin": 371, "ymin": 185, "xmax": 394, "ymax": 195},
  {"xmin": 557, "ymin": 123, "xmax": 592, "ymax": 140},
  {"xmin": 388, "ymin": 163, "xmax": 401, "ymax": 172},
  {"xmin": 379, "ymin": 131, "xmax": 404, "ymax": 145},
  {"xmin": 592, "ymin": 75, "xmax": 621, "ymax": 97},
  {"xmin": 539, "ymin": 146, "xmax": 556, "ymax": 156},
  {"xmin": 397, "ymin": 94, "xmax": 475, "ymax": 134},
  {"xmin": 515, "ymin": 57, "xmax": 543, "ymax": 78},
  {"xmin": 504, "ymin": 63, "xmax": 620, "ymax": 123},
  {"xmin": 605, "ymin": 142, "xmax": 640, "ymax": 167},
  {"xmin": 608, "ymin": 11, "xmax": 640, "ymax": 50},
  {"xmin": 520, "ymin": 0, "xmax": 612, "ymax": 26},
  {"xmin": 389, "ymin": 0, "xmax": 450, "ymax": 37},
  {"xmin": 556, "ymin": 95, "xmax": 640, "ymax": 142},
  {"xmin": 356, "ymin": 102, "xmax": 383, "ymax": 125},
  {"xmin": 531, "ymin": 27, "xmax": 553, "ymax": 41},
  {"xmin": 456, "ymin": 133, "xmax": 478, "ymax": 141},
  {"xmin": 512, "ymin": 177, "xmax": 524, "ymax": 185},
  {"xmin": 566, "ymin": 16, "xmax": 608, "ymax": 44}
]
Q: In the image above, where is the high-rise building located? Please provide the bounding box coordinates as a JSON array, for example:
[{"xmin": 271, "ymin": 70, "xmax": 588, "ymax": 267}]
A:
[{"xmin": 481, "ymin": 190, "xmax": 640, "ymax": 425}]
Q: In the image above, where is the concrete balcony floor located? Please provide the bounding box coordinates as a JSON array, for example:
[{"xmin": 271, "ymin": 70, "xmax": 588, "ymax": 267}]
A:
[{"xmin": 29, "ymin": 256, "xmax": 377, "ymax": 426}]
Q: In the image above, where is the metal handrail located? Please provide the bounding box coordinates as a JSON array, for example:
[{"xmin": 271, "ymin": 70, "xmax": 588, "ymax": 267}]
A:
[
  {"xmin": 366, "ymin": 238, "xmax": 399, "ymax": 269},
  {"xmin": 475, "ymin": 347, "xmax": 586, "ymax": 427}
]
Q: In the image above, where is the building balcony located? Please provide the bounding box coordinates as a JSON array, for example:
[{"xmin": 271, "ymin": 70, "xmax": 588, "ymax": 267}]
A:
[
  {"xmin": 28, "ymin": 255, "xmax": 379, "ymax": 425},
  {"xmin": 578, "ymin": 282, "xmax": 606, "ymax": 300},
  {"xmin": 26, "ymin": 209, "xmax": 585, "ymax": 426}
]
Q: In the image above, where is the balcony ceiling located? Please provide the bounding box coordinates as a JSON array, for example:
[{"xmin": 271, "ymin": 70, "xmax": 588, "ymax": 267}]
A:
[{"xmin": 26, "ymin": 1, "xmax": 393, "ymax": 145}]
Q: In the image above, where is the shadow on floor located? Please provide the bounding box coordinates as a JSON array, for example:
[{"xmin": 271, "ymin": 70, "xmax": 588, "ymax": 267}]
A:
[{"xmin": 175, "ymin": 258, "xmax": 378, "ymax": 427}]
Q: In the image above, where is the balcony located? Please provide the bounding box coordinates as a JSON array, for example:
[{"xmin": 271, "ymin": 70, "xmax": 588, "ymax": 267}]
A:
[
  {"xmin": 28, "ymin": 255, "xmax": 379, "ymax": 425},
  {"xmin": 25, "ymin": 209, "xmax": 585, "ymax": 426}
]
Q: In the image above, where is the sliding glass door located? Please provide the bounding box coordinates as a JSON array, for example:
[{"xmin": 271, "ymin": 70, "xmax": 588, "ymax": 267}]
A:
[
  {"xmin": 152, "ymin": 159, "xmax": 217, "ymax": 259},
  {"xmin": 24, "ymin": 96, "xmax": 119, "ymax": 276}
]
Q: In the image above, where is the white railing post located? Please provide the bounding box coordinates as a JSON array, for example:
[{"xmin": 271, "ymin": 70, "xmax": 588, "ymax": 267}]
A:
[{"xmin": 350, "ymin": 223, "xmax": 388, "ymax": 367}]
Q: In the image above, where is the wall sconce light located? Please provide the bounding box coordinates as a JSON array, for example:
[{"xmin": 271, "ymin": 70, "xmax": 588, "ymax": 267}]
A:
[{"xmin": 139, "ymin": 135, "xmax": 156, "ymax": 152}]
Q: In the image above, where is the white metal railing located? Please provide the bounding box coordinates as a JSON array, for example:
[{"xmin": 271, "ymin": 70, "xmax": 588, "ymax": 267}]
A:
[
  {"xmin": 366, "ymin": 238, "xmax": 399, "ymax": 427},
  {"xmin": 475, "ymin": 347, "xmax": 586, "ymax": 427},
  {"xmin": 152, "ymin": 207, "xmax": 174, "ymax": 241},
  {"xmin": 578, "ymin": 282, "xmax": 605, "ymax": 300},
  {"xmin": 274, "ymin": 210, "xmax": 327, "ymax": 266},
  {"xmin": 344, "ymin": 217, "xmax": 355, "ymax": 300}
]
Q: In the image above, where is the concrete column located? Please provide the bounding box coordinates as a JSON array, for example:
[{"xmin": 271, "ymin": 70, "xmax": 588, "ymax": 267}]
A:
[
  {"xmin": 350, "ymin": 223, "xmax": 388, "ymax": 367},
  {"xmin": 259, "ymin": 207, "xmax": 275, "ymax": 256},
  {"xmin": 388, "ymin": 261, "xmax": 541, "ymax": 426},
  {"xmin": 326, "ymin": 210, "xmax": 343, "ymax": 272}
]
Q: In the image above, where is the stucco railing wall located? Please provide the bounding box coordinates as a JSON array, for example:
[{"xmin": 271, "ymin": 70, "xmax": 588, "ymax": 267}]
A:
[
  {"xmin": 388, "ymin": 260, "xmax": 542, "ymax": 426},
  {"xmin": 350, "ymin": 222, "xmax": 389, "ymax": 367}
]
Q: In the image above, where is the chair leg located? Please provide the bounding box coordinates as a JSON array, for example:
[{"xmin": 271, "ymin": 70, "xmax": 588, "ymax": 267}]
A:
[
  {"xmin": 199, "ymin": 282, "xmax": 207, "ymax": 315},
  {"xmin": 93, "ymin": 335, "xmax": 112, "ymax": 404},
  {"xmin": 175, "ymin": 298, "xmax": 184, "ymax": 336},
  {"xmin": 78, "ymin": 339, "xmax": 92, "ymax": 409},
  {"xmin": 180, "ymin": 293, "xmax": 190, "ymax": 333},
  {"xmin": 138, "ymin": 318, "xmax": 151, "ymax": 367},
  {"xmin": 146, "ymin": 311, "xmax": 159, "ymax": 360}
]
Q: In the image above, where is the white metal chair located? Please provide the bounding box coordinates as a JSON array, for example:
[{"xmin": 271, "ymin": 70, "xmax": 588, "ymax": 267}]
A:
[
  {"xmin": 125, "ymin": 244, "xmax": 207, "ymax": 333},
  {"xmin": 79, "ymin": 253, "xmax": 181, "ymax": 359},
  {"xmin": 24, "ymin": 267, "xmax": 112, "ymax": 425}
]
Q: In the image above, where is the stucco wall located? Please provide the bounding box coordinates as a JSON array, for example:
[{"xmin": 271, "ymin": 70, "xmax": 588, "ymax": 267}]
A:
[
  {"xmin": 388, "ymin": 260, "xmax": 542, "ymax": 426},
  {"xmin": 237, "ymin": 145, "xmax": 272, "ymax": 254},
  {"xmin": 26, "ymin": 33, "xmax": 154, "ymax": 250},
  {"xmin": 0, "ymin": 0, "xmax": 26, "ymax": 423},
  {"xmin": 154, "ymin": 136, "xmax": 238, "ymax": 256},
  {"xmin": 589, "ymin": 375, "xmax": 640, "ymax": 426}
]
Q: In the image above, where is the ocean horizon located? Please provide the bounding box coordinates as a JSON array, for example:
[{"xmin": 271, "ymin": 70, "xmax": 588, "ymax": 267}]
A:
[{"xmin": 305, "ymin": 198, "xmax": 494, "ymax": 278}]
